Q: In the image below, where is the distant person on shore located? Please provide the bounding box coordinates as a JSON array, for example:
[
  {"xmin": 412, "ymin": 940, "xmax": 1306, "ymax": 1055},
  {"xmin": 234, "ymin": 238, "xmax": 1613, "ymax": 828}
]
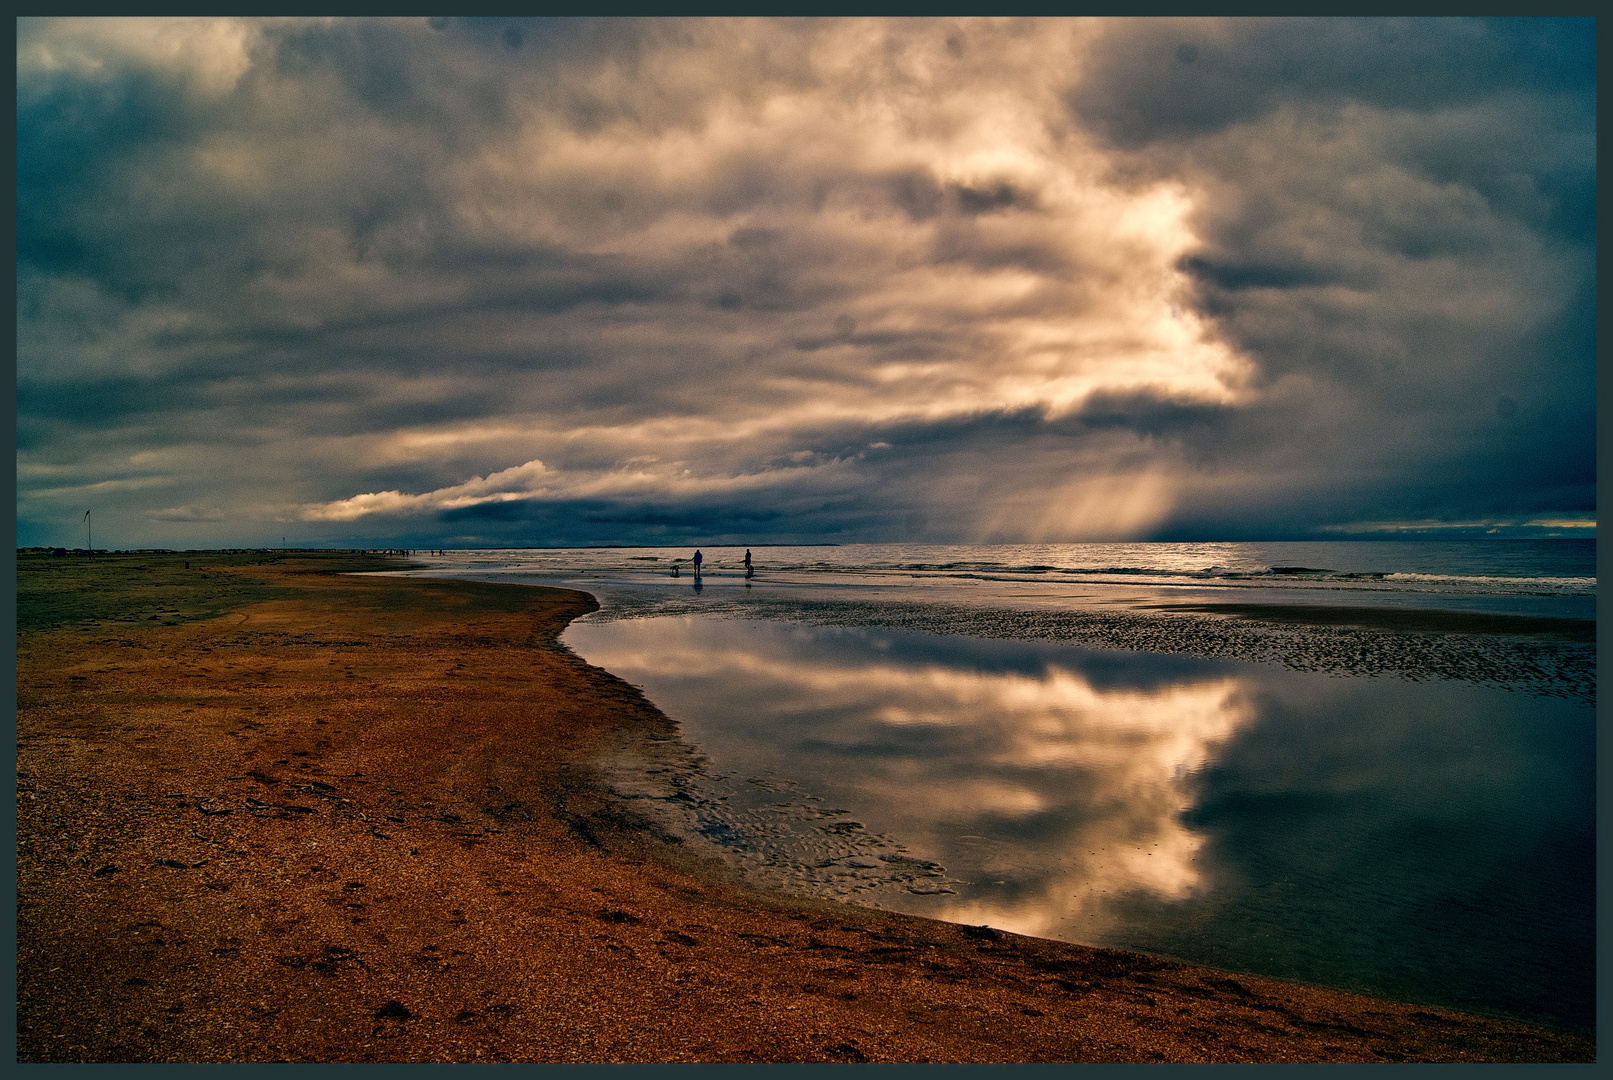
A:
[
  {"xmin": 744, "ymin": 549, "xmax": 752, "ymax": 571},
  {"xmin": 744, "ymin": 548, "xmax": 753, "ymax": 579},
  {"xmin": 693, "ymin": 550, "xmax": 703, "ymax": 576}
]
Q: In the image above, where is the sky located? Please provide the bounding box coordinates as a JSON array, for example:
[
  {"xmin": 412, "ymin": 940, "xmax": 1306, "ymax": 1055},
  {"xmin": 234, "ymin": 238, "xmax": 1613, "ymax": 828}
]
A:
[{"xmin": 16, "ymin": 17, "xmax": 1597, "ymax": 550}]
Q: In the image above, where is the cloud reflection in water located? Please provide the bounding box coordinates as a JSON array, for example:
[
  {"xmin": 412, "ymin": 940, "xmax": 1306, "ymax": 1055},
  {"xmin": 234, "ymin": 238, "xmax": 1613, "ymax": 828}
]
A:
[
  {"xmin": 564, "ymin": 611, "xmax": 1592, "ymax": 1030},
  {"xmin": 566, "ymin": 615, "xmax": 1254, "ymax": 941}
]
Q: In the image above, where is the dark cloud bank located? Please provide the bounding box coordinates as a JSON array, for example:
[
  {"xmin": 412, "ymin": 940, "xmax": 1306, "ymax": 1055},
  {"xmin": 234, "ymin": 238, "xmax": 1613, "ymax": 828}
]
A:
[{"xmin": 16, "ymin": 17, "xmax": 1595, "ymax": 549}]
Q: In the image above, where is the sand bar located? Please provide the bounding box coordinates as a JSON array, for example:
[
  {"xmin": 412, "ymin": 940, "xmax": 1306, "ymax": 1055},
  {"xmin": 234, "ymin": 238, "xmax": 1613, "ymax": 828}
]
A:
[{"xmin": 15, "ymin": 552, "xmax": 1594, "ymax": 1062}]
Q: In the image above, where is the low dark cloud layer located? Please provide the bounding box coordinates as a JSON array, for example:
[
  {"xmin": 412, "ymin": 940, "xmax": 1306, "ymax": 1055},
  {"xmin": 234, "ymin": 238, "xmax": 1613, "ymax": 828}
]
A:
[{"xmin": 16, "ymin": 17, "xmax": 1595, "ymax": 549}]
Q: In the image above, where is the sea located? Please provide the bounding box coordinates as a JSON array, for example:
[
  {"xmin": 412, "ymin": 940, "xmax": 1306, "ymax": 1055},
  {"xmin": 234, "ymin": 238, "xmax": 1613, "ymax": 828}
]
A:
[{"xmin": 390, "ymin": 540, "xmax": 1595, "ymax": 1032}]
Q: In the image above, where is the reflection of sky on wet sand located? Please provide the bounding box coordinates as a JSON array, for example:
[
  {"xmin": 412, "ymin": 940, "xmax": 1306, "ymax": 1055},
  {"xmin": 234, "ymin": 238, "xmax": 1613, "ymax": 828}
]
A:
[
  {"xmin": 562, "ymin": 615, "xmax": 1593, "ymax": 1031},
  {"xmin": 567, "ymin": 617, "xmax": 1254, "ymax": 934}
]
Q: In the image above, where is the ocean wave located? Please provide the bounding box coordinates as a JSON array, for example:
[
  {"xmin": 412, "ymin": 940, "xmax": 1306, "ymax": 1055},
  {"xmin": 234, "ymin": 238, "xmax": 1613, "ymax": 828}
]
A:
[{"xmin": 807, "ymin": 563, "xmax": 1592, "ymax": 594}]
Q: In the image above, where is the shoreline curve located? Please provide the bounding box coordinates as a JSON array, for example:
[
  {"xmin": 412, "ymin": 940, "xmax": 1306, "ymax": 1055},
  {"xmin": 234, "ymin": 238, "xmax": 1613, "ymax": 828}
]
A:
[{"xmin": 15, "ymin": 551, "xmax": 1593, "ymax": 1063}]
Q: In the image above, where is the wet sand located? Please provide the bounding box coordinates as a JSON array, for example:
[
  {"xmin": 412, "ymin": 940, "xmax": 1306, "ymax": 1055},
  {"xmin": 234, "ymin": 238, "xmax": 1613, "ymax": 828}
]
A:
[
  {"xmin": 625, "ymin": 592, "xmax": 1594, "ymax": 704},
  {"xmin": 15, "ymin": 553, "xmax": 1594, "ymax": 1062},
  {"xmin": 1140, "ymin": 601, "xmax": 1596, "ymax": 642}
]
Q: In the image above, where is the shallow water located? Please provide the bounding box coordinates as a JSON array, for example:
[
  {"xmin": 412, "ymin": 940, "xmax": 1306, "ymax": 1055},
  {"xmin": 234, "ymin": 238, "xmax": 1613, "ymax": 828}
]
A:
[
  {"xmin": 391, "ymin": 541, "xmax": 1594, "ymax": 1029},
  {"xmin": 562, "ymin": 615, "xmax": 1594, "ymax": 1032},
  {"xmin": 396, "ymin": 539, "xmax": 1596, "ymax": 619}
]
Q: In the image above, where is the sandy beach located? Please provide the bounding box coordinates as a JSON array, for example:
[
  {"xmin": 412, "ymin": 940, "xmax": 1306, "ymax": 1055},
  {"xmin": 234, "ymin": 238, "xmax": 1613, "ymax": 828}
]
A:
[{"xmin": 15, "ymin": 551, "xmax": 1594, "ymax": 1063}]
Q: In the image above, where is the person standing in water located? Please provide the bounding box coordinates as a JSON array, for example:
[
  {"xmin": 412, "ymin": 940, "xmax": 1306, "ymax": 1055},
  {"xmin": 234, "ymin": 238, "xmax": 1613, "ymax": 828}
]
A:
[
  {"xmin": 744, "ymin": 549, "xmax": 752, "ymax": 571},
  {"xmin": 693, "ymin": 549, "xmax": 703, "ymax": 576}
]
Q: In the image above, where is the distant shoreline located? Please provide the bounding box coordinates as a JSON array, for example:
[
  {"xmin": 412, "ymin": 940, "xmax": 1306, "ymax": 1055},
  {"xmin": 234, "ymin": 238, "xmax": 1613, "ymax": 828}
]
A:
[{"xmin": 18, "ymin": 535, "xmax": 1595, "ymax": 557}]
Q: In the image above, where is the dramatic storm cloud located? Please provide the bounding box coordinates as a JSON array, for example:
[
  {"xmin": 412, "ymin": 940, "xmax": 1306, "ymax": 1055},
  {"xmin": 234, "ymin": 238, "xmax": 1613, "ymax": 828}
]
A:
[{"xmin": 16, "ymin": 17, "xmax": 1595, "ymax": 549}]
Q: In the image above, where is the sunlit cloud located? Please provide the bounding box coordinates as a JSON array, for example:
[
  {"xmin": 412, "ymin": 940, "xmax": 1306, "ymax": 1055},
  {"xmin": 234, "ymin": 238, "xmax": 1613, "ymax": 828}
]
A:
[
  {"xmin": 16, "ymin": 17, "xmax": 1593, "ymax": 547},
  {"xmin": 302, "ymin": 459, "xmax": 553, "ymax": 521},
  {"xmin": 17, "ymin": 16, "xmax": 261, "ymax": 96},
  {"xmin": 297, "ymin": 453, "xmax": 853, "ymax": 523}
]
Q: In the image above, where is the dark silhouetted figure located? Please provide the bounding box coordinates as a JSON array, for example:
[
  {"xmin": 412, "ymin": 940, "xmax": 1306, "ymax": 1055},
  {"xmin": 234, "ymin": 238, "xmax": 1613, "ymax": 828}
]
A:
[{"xmin": 693, "ymin": 549, "xmax": 703, "ymax": 576}]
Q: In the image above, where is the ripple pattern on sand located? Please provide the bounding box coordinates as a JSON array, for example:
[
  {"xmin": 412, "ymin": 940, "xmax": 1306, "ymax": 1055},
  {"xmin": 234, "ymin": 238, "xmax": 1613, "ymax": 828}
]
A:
[{"xmin": 594, "ymin": 735, "xmax": 965, "ymax": 905}]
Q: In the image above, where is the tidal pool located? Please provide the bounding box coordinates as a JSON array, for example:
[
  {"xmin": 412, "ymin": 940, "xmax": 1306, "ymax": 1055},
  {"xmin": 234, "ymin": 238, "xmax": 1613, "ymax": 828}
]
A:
[{"xmin": 562, "ymin": 614, "xmax": 1593, "ymax": 1032}]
